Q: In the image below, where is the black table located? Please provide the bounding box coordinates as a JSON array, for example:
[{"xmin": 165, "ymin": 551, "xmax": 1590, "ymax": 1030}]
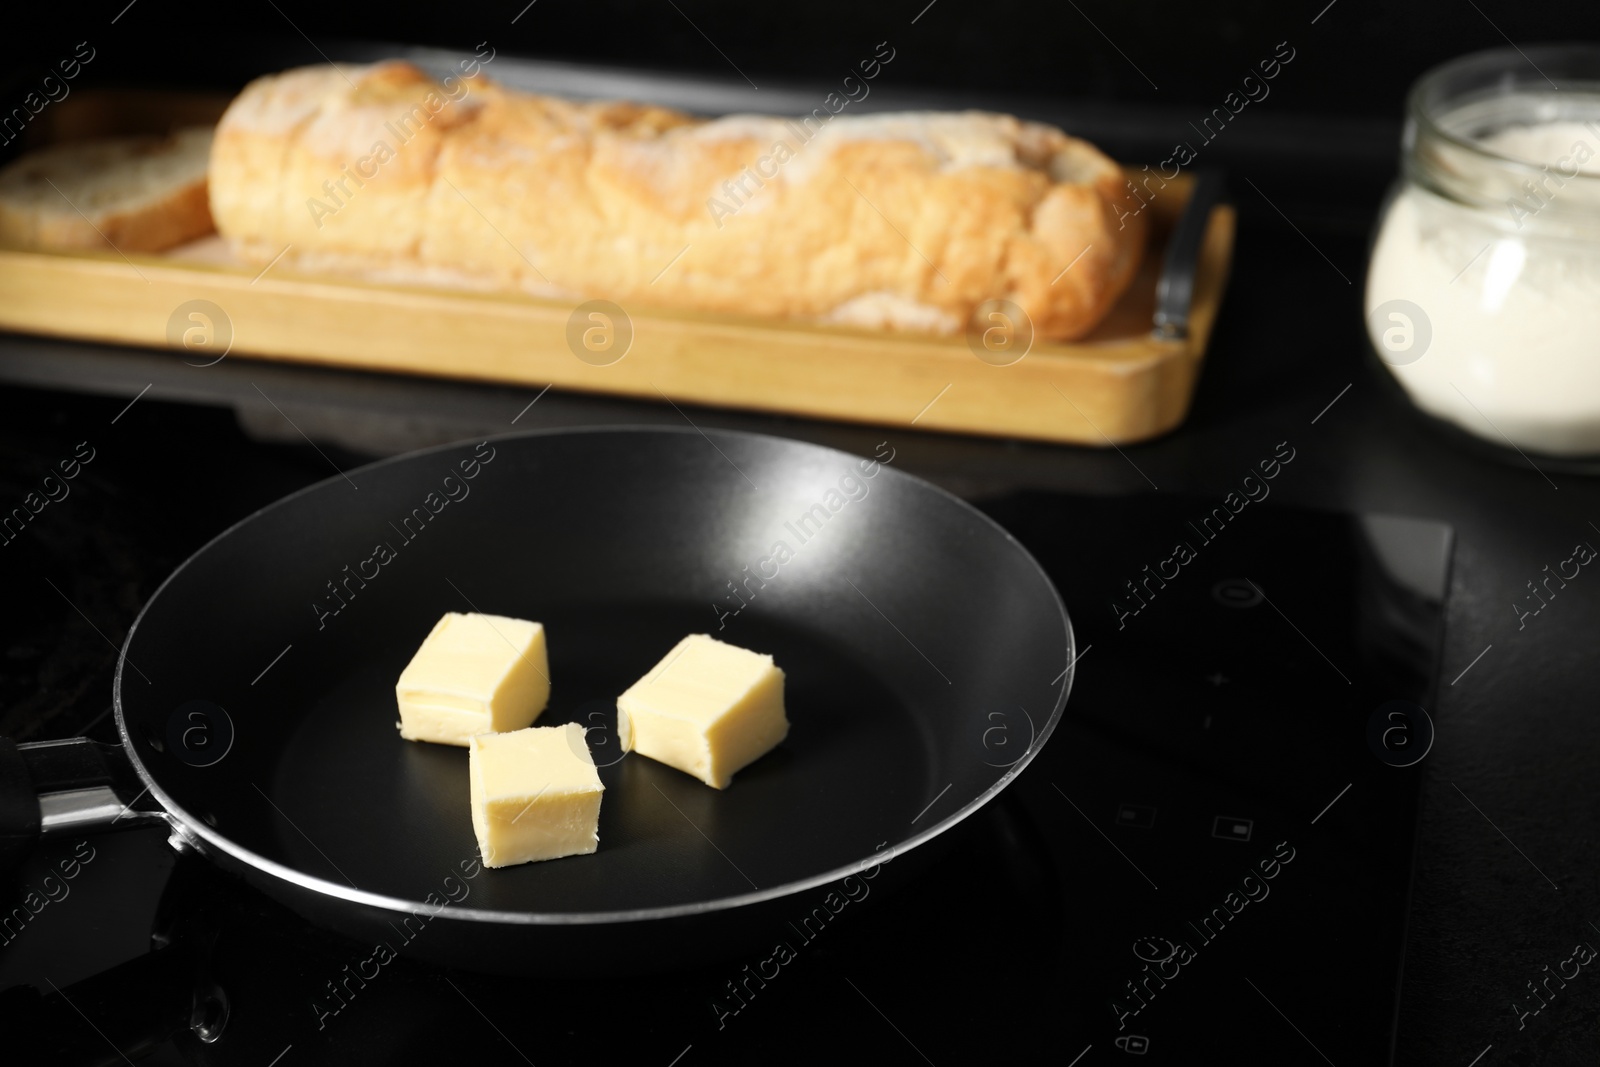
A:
[{"xmin": 2, "ymin": 56, "xmax": 1596, "ymax": 1067}]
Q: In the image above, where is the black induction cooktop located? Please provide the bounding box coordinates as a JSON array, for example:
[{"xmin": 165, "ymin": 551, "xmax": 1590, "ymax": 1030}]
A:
[
  {"xmin": 988, "ymin": 488, "xmax": 1445, "ymax": 1063},
  {"xmin": 0, "ymin": 389, "xmax": 1449, "ymax": 1065}
]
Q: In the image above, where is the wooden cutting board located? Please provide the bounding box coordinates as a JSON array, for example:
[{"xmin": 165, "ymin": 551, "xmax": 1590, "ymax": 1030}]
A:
[{"xmin": 0, "ymin": 92, "xmax": 1234, "ymax": 446}]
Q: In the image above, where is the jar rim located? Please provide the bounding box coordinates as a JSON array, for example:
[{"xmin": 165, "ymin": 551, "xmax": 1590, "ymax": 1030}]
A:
[{"xmin": 1407, "ymin": 42, "xmax": 1600, "ymax": 183}]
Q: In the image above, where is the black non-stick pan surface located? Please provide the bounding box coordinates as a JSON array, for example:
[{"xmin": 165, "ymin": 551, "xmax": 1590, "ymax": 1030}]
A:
[{"xmin": 93, "ymin": 427, "xmax": 1070, "ymax": 972}]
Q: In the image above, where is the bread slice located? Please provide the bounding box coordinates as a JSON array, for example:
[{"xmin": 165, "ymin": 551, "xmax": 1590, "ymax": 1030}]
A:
[
  {"xmin": 0, "ymin": 127, "xmax": 214, "ymax": 252},
  {"xmin": 211, "ymin": 62, "xmax": 1146, "ymax": 342}
]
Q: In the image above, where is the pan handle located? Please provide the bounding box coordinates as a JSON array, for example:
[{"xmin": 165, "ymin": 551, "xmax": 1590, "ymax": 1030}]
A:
[
  {"xmin": 0, "ymin": 739, "xmax": 38, "ymax": 873},
  {"xmin": 0, "ymin": 736, "xmax": 163, "ymax": 872}
]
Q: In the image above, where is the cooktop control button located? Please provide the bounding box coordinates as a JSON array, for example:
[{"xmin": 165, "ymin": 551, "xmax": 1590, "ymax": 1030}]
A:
[
  {"xmin": 1116, "ymin": 803, "xmax": 1158, "ymax": 829},
  {"xmin": 1212, "ymin": 815, "xmax": 1254, "ymax": 842},
  {"xmin": 1211, "ymin": 578, "xmax": 1264, "ymax": 608}
]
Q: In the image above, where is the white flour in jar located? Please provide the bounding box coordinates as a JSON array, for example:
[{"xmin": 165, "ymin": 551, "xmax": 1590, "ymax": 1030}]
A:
[{"xmin": 1365, "ymin": 118, "xmax": 1600, "ymax": 455}]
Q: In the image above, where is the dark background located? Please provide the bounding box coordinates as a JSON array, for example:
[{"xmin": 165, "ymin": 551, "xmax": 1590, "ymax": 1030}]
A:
[
  {"xmin": 6, "ymin": 2, "xmax": 1600, "ymax": 1065},
  {"xmin": 10, "ymin": 0, "xmax": 1599, "ymax": 234},
  {"xmin": 7, "ymin": 0, "xmax": 1600, "ymax": 115}
]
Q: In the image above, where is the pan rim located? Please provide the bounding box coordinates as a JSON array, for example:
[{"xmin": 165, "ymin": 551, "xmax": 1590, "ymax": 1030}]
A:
[{"xmin": 114, "ymin": 424, "xmax": 1075, "ymax": 925}]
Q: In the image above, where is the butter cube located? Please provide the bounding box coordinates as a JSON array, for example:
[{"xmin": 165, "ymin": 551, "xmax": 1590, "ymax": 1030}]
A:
[
  {"xmin": 469, "ymin": 724, "xmax": 604, "ymax": 866},
  {"xmin": 395, "ymin": 612, "xmax": 549, "ymax": 746},
  {"xmin": 617, "ymin": 634, "xmax": 788, "ymax": 789}
]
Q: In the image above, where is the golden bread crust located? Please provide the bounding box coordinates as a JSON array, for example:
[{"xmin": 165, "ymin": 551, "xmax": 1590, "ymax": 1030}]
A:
[
  {"xmin": 0, "ymin": 128, "xmax": 214, "ymax": 253},
  {"xmin": 211, "ymin": 62, "xmax": 1145, "ymax": 340}
]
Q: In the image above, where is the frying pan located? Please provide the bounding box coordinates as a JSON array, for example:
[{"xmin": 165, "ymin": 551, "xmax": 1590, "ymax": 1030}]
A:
[{"xmin": 0, "ymin": 427, "xmax": 1072, "ymax": 974}]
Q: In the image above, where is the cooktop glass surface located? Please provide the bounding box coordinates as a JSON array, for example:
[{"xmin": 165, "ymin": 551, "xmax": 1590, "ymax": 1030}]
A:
[{"xmin": 0, "ymin": 403, "xmax": 1448, "ymax": 1065}]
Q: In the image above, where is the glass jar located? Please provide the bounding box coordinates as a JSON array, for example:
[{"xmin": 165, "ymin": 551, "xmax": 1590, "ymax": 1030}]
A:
[{"xmin": 1365, "ymin": 45, "xmax": 1600, "ymax": 457}]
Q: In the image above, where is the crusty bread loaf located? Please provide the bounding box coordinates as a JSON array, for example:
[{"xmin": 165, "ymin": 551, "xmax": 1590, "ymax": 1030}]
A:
[
  {"xmin": 0, "ymin": 127, "xmax": 213, "ymax": 252},
  {"xmin": 210, "ymin": 62, "xmax": 1145, "ymax": 341}
]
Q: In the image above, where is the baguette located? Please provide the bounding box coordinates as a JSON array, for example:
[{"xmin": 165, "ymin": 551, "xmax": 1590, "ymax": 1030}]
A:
[
  {"xmin": 210, "ymin": 61, "xmax": 1145, "ymax": 341},
  {"xmin": 0, "ymin": 127, "xmax": 213, "ymax": 252}
]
